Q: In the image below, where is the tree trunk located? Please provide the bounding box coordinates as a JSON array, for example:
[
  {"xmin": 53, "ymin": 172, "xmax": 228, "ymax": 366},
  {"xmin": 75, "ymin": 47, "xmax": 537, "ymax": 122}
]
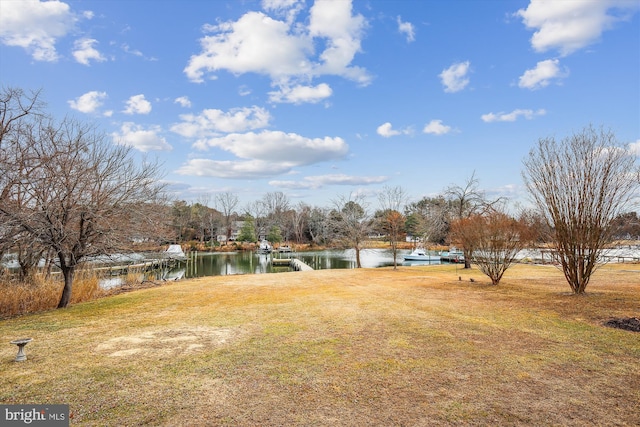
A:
[
  {"xmin": 355, "ymin": 246, "xmax": 362, "ymax": 268},
  {"xmin": 58, "ymin": 265, "xmax": 75, "ymax": 308},
  {"xmin": 463, "ymin": 248, "xmax": 472, "ymax": 269}
]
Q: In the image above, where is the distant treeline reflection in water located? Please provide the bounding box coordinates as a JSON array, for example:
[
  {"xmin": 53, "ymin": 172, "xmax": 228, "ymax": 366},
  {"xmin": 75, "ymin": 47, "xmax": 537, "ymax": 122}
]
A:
[{"xmin": 101, "ymin": 248, "xmax": 442, "ymax": 289}]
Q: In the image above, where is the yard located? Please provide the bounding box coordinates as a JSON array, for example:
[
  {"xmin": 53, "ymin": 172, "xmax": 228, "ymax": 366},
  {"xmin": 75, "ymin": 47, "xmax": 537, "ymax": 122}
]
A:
[{"xmin": 1, "ymin": 263, "xmax": 638, "ymax": 426}]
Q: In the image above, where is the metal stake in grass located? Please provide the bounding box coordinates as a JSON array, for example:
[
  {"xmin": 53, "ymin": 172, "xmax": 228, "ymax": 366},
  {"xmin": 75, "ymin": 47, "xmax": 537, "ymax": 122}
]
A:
[{"xmin": 10, "ymin": 338, "xmax": 32, "ymax": 362}]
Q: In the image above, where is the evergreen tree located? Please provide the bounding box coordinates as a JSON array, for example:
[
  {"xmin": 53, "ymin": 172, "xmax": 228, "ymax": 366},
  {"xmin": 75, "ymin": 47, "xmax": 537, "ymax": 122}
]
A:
[
  {"xmin": 267, "ymin": 225, "xmax": 283, "ymax": 244},
  {"xmin": 237, "ymin": 216, "xmax": 257, "ymax": 242}
]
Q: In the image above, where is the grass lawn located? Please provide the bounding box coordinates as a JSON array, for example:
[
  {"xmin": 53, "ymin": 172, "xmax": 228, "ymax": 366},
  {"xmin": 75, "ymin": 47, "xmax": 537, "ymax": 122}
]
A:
[{"xmin": 1, "ymin": 263, "xmax": 639, "ymax": 426}]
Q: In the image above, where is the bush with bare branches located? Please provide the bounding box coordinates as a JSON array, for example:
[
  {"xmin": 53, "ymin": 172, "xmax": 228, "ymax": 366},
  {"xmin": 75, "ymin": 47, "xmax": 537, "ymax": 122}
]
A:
[
  {"xmin": 451, "ymin": 211, "xmax": 535, "ymax": 285},
  {"xmin": 523, "ymin": 125, "xmax": 639, "ymax": 294}
]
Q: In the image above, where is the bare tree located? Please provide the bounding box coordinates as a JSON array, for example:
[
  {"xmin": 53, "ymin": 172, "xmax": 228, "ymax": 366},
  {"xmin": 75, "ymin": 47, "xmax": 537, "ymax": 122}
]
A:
[
  {"xmin": 451, "ymin": 210, "xmax": 535, "ymax": 285},
  {"xmin": 331, "ymin": 193, "xmax": 372, "ymax": 268},
  {"xmin": 0, "ymin": 116, "xmax": 166, "ymax": 307},
  {"xmin": 172, "ymin": 201, "xmax": 192, "ymax": 242},
  {"xmin": 307, "ymin": 206, "xmax": 331, "ymax": 245},
  {"xmin": 262, "ymin": 191, "xmax": 290, "ymax": 237},
  {"xmin": 445, "ymin": 171, "xmax": 502, "ymax": 268},
  {"xmin": 523, "ymin": 125, "xmax": 639, "ymax": 294},
  {"xmin": 290, "ymin": 202, "xmax": 310, "ymax": 244},
  {"xmin": 0, "ymin": 87, "xmax": 46, "ymax": 263},
  {"xmin": 0, "ymin": 87, "xmax": 45, "ymax": 145},
  {"xmin": 198, "ymin": 194, "xmax": 221, "ymax": 246},
  {"xmin": 377, "ymin": 185, "xmax": 407, "ymax": 269},
  {"xmin": 190, "ymin": 202, "xmax": 212, "ymax": 242},
  {"xmin": 263, "ymin": 191, "xmax": 290, "ymax": 218},
  {"xmin": 216, "ymin": 191, "xmax": 239, "ymax": 244},
  {"xmin": 610, "ymin": 212, "xmax": 640, "ymax": 240},
  {"xmin": 405, "ymin": 196, "xmax": 450, "ymax": 246}
]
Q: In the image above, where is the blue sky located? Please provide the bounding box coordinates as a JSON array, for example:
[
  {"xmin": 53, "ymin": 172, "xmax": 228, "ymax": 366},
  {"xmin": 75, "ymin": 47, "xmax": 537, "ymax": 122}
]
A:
[{"xmin": 1, "ymin": 0, "xmax": 639, "ymax": 209}]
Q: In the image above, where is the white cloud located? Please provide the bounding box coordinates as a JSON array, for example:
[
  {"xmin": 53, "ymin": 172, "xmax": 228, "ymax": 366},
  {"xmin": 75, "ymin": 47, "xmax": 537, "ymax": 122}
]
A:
[
  {"xmin": 68, "ymin": 91, "xmax": 107, "ymax": 114},
  {"xmin": 123, "ymin": 94, "xmax": 152, "ymax": 115},
  {"xmin": 177, "ymin": 128, "xmax": 349, "ymax": 179},
  {"xmin": 174, "ymin": 96, "xmax": 192, "ymax": 108},
  {"xmin": 485, "ymin": 184, "xmax": 524, "ymax": 200},
  {"xmin": 192, "ymin": 130, "xmax": 348, "ymax": 166},
  {"xmin": 184, "ymin": 11, "xmax": 313, "ymax": 83},
  {"xmin": 262, "ymin": 0, "xmax": 304, "ymax": 12},
  {"xmin": 177, "ymin": 129, "xmax": 349, "ymax": 180},
  {"xmin": 516, "ymin": 0, "xmax": 639, "ymax": 56},
  {"xmin": 270, "ymin": 173, "xmax": 388, "ymax": 189},
  {"xmin": 176, "ymin": 158, "xmax": 291, "ymax": 179},
  {"xmin": 184, "ymin": 0, "xmax": 370, "ymax": 96},
  {"xmin": 72, "ymin": 38, "xmax": 106, "ymax": 65},
  {"xmin": 397, "ymin": 16, "xmax": 415, "ymax": 42},
  {"xmin": 518, "ymin": 58, "xmax": 568, "ymax": 90},
  {"xmin": 122, "ymin": 43, "xmax": 143, "ymax": 57},
  {"xmin": 309, "ymin": 0, "xmax": 369, "ymax": 84},
  {"xmin": 481, "ymin": 108, "xmax": 546, "ymax": 123},
  {"xmin": 0, "ymin": 0, "xmax": 76, "ymax": 61},
  {"xmin": 439, "ymin": 61, "xmax": 471, "ymax": 93},
  {"xmin": 171, "ymin": 106, "xmax": 271, "ymax": 138},
  {"xmin": 423, "ymin": 119, "xmax": 452, "ymax": 135},
  {"xmin": 268, "ymin": 83, "xmax": 332, "ymax": 104},
  {"xmin": 112, "ymin": 122, "xmax": 172, "ymax": 152},
  {"xmin": 376, "ymin": 122, "xmax": 400, "ymax": 137},
  {"xmin": 261, "ymin": 0, "xmax": 304, "ymax": 23},
  {"xmin": 377, "ymin": 122, "xmax": 413, "ymax": 138},
  {"xmin": 630, "ymin": 139, "xmax": 640, "ymax": 156}
]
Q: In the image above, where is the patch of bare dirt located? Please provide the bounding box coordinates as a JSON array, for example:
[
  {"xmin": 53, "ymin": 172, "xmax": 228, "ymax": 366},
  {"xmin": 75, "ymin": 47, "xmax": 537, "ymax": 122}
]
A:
[
  {"xmin": 603, "ymin": 317, "xmax": 640, "ymax": 332},
  {"xmin": 94, "ymin": 326, "xmax": 239, "ymax": 357}
]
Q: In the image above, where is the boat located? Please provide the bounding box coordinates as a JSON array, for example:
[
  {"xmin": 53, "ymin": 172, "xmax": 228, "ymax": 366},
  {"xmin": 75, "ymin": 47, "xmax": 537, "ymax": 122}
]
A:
[
  {"xmin": 278, "ymin": 245, "xmax": 292, "ymax": 253},
  {"xmin": 440, "ymin": 247, "xmax": 465, "ymax": 263},
  {"xmin": 257, "ymin": 240, "xmax": 272, "ymax": 254},
  {"xmin": 404, "ymin": 248, "xmax": 440, "ymax": 262},
  {"xmin": 163, "ymin": 244, "xmax": 187, "ymax": 261}
]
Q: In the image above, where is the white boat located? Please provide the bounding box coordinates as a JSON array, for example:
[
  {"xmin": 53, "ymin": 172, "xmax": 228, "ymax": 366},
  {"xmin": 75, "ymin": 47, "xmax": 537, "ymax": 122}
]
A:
[
  {"xmin": 164, "ymin": 244, "xmax": 187, "ymax": 261},
  {"xmin": 440, "ymin": 247, "xmax": 465, "ymax": 263},
  {"xmin": 257, "ymin": 240, "xmax": 272, "ymax": 254},
  {"xmin": 404, "ymin": 248, "xmax": 440, "ymax": 262}
]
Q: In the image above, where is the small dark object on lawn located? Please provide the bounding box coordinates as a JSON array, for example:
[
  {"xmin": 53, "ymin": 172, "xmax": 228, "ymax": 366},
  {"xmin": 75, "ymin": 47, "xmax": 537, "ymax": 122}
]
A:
[
  {"xmin": 603, "ymin": 317, "xmax": 640, "ymax": 332},
  {"xmin": 470, "ymin": 278, "xmax": 475, "ymax": 282}
]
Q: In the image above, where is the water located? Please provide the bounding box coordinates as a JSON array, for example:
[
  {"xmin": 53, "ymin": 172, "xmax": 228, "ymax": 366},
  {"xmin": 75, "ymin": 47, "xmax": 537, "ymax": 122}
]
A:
[
  {"xmin": 182, "ymin": 248, "xmax": 444, "ymax": 278},
  {"xmin": 99, "ymin": 248, "xmax": 444, "ymax": 288}
]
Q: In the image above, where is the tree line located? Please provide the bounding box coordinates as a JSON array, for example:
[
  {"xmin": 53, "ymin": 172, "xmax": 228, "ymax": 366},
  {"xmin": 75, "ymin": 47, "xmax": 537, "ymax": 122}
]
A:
[{"xmin": 1, "ymin": 87, "xmax": 639, "ymax": 308}]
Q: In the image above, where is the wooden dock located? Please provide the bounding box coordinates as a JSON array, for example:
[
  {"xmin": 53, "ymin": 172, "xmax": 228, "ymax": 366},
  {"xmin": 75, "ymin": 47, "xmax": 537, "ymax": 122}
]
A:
[
  {"xmin": 290, "ymin": 259, "xmax": 313, "ymax": 271},
  {"xmin": 271, "ymin": 257, "xmax": 313, "ymax": 271},
  {"xmin": 93, "ymin": 258, "xmax": 180, "ymax": 276}
]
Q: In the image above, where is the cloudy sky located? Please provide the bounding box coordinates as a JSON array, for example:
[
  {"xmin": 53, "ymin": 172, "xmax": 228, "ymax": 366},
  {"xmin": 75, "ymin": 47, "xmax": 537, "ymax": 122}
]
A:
[{"xmin": 1, "ymin": 0, "xmax": 638, "ymax": 207}]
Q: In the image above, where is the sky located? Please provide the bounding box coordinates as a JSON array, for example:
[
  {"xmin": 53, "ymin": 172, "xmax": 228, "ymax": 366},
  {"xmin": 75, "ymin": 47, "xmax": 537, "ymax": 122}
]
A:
[{"xmin": 1, "ymin": 0, "xmax": 639, "ymax": 210}]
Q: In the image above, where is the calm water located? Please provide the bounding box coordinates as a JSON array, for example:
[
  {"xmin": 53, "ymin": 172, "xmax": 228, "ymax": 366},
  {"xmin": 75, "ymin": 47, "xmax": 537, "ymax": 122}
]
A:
[
  {"xmin": 181, "ymin": 248, "xmax": 443, "ymax": 278},
  {"xmin": 99, "ymin": 248, "xmax": 443, "ymax": 289}
]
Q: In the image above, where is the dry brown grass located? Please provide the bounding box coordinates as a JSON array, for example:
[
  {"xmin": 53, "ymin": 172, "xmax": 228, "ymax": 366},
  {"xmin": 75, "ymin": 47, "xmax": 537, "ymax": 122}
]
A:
[
  {"xmin": 0, "ymin": 263, "xmax": 638, "ymax": 426},
  {"xmin": 0, "ymin": 271, "xmax": 105, "ymax": 318}
]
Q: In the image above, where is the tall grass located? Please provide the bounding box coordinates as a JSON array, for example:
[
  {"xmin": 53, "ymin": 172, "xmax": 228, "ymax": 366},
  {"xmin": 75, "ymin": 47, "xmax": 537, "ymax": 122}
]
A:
[
  {"xmin": 0, "ymin": 269, "xmax": 105, "ymax": 319},
  {"xmin": 122, "ymin": 270, "xmax": 143, "ymax": 287},
  {"xmin": 71, "ymin": 270, "xmax": 105, "ymax": 304}
]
